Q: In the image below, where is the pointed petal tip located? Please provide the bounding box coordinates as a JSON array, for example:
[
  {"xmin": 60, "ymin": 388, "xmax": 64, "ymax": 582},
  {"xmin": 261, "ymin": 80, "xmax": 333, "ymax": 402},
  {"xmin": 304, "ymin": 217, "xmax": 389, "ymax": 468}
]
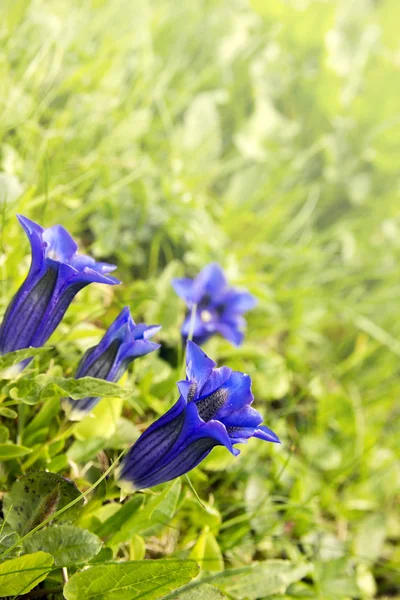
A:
[
  {"xmin": 185, "ymin": 340, "xmax": 217, "ymax": 381},
  {"xmin": 143, "ymin": 324, "xmax": 162, "ymax": 338},
  {"xmin": 117, "ymin": 306, "xmax": 134, "ymax": 325},
  {"xmin": 171, "ymin": 277, "xmax": 194, "ymax": 300},
  {"xmin": 177, "ymin": 379, "xmax": 191, "ymax": 400},
  {"xmin": 16, "ymin": 214, "xmax": 43, "ymax": 235},
  {"xmin": 85, "ymin": 269, "xmax": 120, "ymax": 285},
  {"xmin": 254, "ymin": 425, "xmax": 281, "ymax": 444}
]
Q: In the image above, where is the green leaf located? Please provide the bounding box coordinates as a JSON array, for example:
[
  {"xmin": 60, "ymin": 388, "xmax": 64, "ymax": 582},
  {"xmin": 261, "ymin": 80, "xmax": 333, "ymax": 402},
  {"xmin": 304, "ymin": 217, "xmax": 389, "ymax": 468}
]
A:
[
  {"xmin": 0, "ymin": 347, "xmax": 50, "ymax": 372},
  {"xmin": 53, "ymin": 376, "xmax": 128, "ymax": 400},
  {"xmin": 354, "ymin": 514, "xmax": 386, "ymax": 563},
  {"xmin": 129, "ymin": 535, "xmax": 146, "ymax": 560},
  {"xmin": 0, "ymin": 442, "xmax": 32, "ymax": 460},
  {"xmin": 201, "ymin": 446, "xmax": 236, "ymax": 472},
  {"xmin": 90, "ymin": 547, "xmax": 114, "ymax": 564},
  {"xmin": 72, "ymin": 395, "xmax": 124, "ymax": 439},
  {"xmin": 110, "ymin": 480, "xmax": 181, "ymax": 546},
  {"xmin": 189, "ymin": 527, "xmax": 224, "ymax": 573},
  {"xmin": 0, "ymin": 406, "xmax": 18, "ymax": 418},
  {"xmin": 211, "ymin": 561, "xmax": 313, "ymax": 599},
  {"xmin": 95, "ymin": 496, "xmax": 144, "ymax": 540},
  {"xmin": 172, "ymin": 585, "xmax": 228, "ymax": 600},
  {"xmin": 8, "ymin": 377, "xmax": 43, "ymax": 405},
  {"xmin": 15, "ymin": 377, "xmax": 127, "ymax": 429},
  {"xmin": 23, "ymin": 524, "xmax": 102, "ymax": 566},
  {"xmin": 3, "ymin": 471, "xmax": 84, "ymax": 535},
  {"xmin": 0, "ymin": 519, "xmax": 20, "ymax": 556},
  {"xmin": 0, "ymin": 426, "xmax": 9, "ymax": 442},
  {"xmin": 140, "ymin": 479, "xmax": 182, "ymax": 536},
  {"xmin": 23, "ymin": 395, "xmax": 60, "ymax": 445},
  {"xmin": 317, "ymin": 558, "xmax": 359, "ymax": 599},
  {"xmin": 67, "ymin": 437, "xmax": 107, "ymax": 463},
  {"xmin": 63, "ymin": 559, "xmax": 200, "ymax": 600},
  {"xmin": 0, "ymin": 551, "xmax": 53, "ymax": 596}
]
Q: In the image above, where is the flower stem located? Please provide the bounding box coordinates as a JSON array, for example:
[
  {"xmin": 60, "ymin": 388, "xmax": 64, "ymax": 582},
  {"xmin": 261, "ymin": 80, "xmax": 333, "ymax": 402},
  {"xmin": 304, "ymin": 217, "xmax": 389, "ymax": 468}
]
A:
[{"xmin": 187, "ymin": 303, "xmax": 197, "ymax": 343}]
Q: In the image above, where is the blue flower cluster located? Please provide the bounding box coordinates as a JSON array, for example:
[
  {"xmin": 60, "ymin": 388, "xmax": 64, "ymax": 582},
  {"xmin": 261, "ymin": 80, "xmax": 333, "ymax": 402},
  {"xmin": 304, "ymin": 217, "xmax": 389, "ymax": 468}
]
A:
[
  {"xmin": 172, "ymin": 263, "xmax": 256, "ymax": 346},
  {"xmin": 0, "ymin": 215, "xmax": 279, "ymax": 491}
]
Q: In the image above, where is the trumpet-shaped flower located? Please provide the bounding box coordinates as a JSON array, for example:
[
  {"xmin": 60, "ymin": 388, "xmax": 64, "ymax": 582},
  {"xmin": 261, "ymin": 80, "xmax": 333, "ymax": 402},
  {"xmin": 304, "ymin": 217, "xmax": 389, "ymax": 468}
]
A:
[
  {"xmin": 64, "ymin": 307, "xmax": 160, "ymax": 420},
  {"xmin": 0, "ymin": 215, "xmax": 119, "ymax": 360},
  {"xmin": 117, "ymin": 341, "xmax": 279, "ymax": 491},
  {"xmin": 172, "ymin": 263, "xmax": 256, "ymax": 346}
]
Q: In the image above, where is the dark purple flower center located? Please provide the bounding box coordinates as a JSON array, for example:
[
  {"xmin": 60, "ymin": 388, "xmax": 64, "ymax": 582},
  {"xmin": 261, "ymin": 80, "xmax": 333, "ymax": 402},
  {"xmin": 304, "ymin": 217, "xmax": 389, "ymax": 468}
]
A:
[
  {"xmin": 198, "ymin": 294, "xmax": 226, "ymax": 318},
  {"xmin": 196, "ymin": 387, "xmax": 227, "ymax": 422},
  {"xmin": 187, "ymin": 382, "xmax": 197, "ymax": 402},
  {"xmin": 198, "ymin": 294, "xmax": 212, "ymax": 309}
]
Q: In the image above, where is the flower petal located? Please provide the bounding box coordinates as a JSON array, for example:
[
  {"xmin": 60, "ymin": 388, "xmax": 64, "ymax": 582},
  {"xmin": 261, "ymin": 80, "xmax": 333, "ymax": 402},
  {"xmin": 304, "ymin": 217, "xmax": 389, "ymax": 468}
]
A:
[
  {"xmin": 220, "ymin": 290, "xmax": 257, "ymax": 313},
  {"xmin": 132, "ymin": 323, "xmax": 161, "ymax": 340},
  {"xmin": 177, "ymin": 380, "xmax": 192, "ymax": 401},
  {"xmin": 214, "ymin": 371, "xmax": 254, "ymax": 419},
  {"xmin": 215, "ymin": 321, "xmax": 244, "ymax": 346},
  {"xmin": 70, "ymin": 254, "xmax": 118, "ymax": 275},
  {"xmin": 186, "ymin": 341, "xmax": 216, "ymax": 388},
  {"xmin": 17, "ymin": 214, "xmax": 44, "ymax": 237},
  {"xmin": 43, "ymin": 224, "xmax": 78, "ymax": 261},
  {"xmin": 17, "ymin": 214, "xmax": 45, "ymax": 273},
  {"xmin": 0, "ymin": 267, "xmax": 58, "ymax": 352},
  {"xmin": 253, "ymin": 425, "xmax": 281, "ymax": 443},
  {"xmin": 64, "ymin": 396, "xmax": 100, "ymax": 421},
  {"xmin": 31, "ymin": 281, "xmax": 86, "ymax": 347},
  {"xmin": 171, "ymin": 277, "xmax": 194, "ymax": 303},
  {"xmin": 173, "ymin": 402, "xmax": 237, "ymax": 456},
  {"xmin": 117, "ymin": 395, "xmax": 187, "ymax": 483},
  {"xmin": 219, "ymin": 404, "xmax": 263, "ymax": 429},
  {"xmin": 122, "ymin": 436, "xmax": 215, "ymax": 490},
  {"xmin": 197, "ymin": 365, "xmax": 232, "ymax": 399},
  {"xmin": 117, "ymin": 339, "xmax": 160, "ymax": 362},
  {"xmin": 63, "ymin": 265, "xmax": 120, "ymax": 286},
  {"xmin": 192, "ymin": 263, "xmax": 227, "ymax": 303}
]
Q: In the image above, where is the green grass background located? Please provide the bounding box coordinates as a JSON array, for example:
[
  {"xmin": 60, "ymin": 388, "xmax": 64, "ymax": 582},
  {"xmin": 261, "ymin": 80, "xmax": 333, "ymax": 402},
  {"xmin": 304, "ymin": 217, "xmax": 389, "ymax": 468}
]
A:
[{"xmin": 0, "ymin": 0, "xmax": 399, "ymax": 598}]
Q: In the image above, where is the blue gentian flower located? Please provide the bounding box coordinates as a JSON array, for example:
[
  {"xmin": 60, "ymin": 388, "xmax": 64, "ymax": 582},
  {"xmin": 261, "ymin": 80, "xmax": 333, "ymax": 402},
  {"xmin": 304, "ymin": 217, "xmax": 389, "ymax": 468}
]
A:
[
  {"xmin": 117, "ymin": 341, "xmax": 279, "ymax": 491},
  {"xmin": 0, "ymin": 215, "xmax": 119, "ymax": 360},
  {"xmin": 64, "ymin": 306, "xmax": 161, "ymax": 420},
  {"xmin": 172, "ymin": 263, "xmax": 256, "ymax": 346}
]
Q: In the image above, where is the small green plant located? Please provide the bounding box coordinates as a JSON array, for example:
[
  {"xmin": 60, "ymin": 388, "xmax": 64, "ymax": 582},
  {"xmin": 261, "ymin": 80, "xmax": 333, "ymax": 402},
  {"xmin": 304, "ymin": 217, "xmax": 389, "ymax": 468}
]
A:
[{"xmin": 0, "ymin": 0, "xmax": 398, "ymax": 598}]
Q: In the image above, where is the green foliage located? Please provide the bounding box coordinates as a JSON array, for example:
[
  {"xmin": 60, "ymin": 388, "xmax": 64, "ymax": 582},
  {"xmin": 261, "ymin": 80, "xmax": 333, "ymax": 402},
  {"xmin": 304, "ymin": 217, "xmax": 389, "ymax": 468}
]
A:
[
  {"xmin": 190, "ymin": 527, "xmax": 224, "ymax": 573},
  {"xmin": 0, "ymin": 347, "xmax": 50, "ymax": 372},
  {"xmin": 0, "ymin": 0, "xmax": 399, "ymax": 598},
  {"xmin": 210, "ymin": 561, "xmax": 313, "ymax": 599},
  {"xmin": 0, "ymin": 519, "xmax": 19, "ymax": 556},
  {"xmin": 63, "ymin": 559, "xmax": 200, "ymax": 600},
  {"xmin": 23, "ymin": 524, "xmax": 102, "ymax": 566},
  {"xmin": 0, "ymin": 551, "xmax": 54, "ymax": 596},
  {"xmin": 3, "ymin": 472, "xmax": 83, "ymax": 535},
  {"xmin": 174, "ymin": 585, "xmax": 228, "ymax": 600},
  {"xmin": 0, "ymin": 442, "xmax": 32, "ymax": 460}
]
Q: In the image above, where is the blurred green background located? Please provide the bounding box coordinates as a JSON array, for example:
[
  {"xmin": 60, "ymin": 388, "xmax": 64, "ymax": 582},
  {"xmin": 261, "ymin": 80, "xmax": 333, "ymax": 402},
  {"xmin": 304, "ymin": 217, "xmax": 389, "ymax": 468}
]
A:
[{"xmin": 0, "ymin": 0, "xmax": 399, "ymax": 598}]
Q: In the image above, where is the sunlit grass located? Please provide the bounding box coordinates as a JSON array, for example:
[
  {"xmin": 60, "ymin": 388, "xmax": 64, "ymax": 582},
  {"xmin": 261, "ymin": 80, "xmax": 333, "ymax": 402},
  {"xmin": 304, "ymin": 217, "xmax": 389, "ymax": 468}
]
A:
[{"xmin": 0, "ymin": 0, "xmax": 399, "ymax": 597}]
